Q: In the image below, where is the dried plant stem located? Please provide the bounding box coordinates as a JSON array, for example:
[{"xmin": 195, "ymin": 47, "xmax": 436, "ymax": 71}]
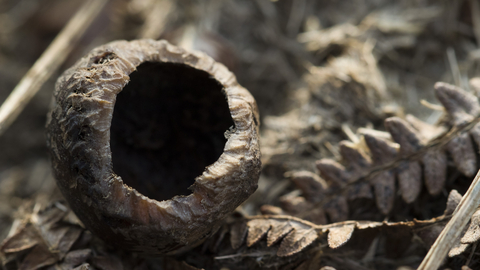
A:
[
  {"xmin": 418, "ymin": 168, "xmax": 480, "ymax": 270},
  {"xmin": 138, "ymin": 0, "xmax": 173, "ymax": 39},
  {"xmin": 447, "ymin": 47, "xmax": 463, "ymax": 89},
  {"xmin": 178, "ymin": 24, "xmax": 197, "ymax": 51},
  {"xmin": 470, "ymin": 0, "xmax": 480, "ymax": 47},
  {"xmin": 0, "ymin": 0, "xmax": 108, "ymax": 136}
]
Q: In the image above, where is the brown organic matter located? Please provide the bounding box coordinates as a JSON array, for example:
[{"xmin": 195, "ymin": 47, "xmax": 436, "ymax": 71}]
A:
[
  {"xmin": 304, "ymin": 82, "xmax": 480, "ymax": 218},
  {"xmin": 45, "ymin": 39, "xmax": 261, "ymax": 255}
]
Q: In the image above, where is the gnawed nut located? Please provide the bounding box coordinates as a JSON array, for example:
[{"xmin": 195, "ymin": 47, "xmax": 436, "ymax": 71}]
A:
[{"xmin": 46, "ymin": 39, "xmax": 261, "ymax": 255}]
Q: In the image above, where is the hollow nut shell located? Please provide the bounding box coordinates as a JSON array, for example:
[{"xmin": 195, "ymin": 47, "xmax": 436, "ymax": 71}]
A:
[{"xmin": 46, "ymin": 39, "xmax": 261, "ymax": 255}]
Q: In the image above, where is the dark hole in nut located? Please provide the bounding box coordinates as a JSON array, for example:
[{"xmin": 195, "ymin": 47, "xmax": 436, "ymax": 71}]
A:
[{"xmin": 110, "ymin": 62, "xmax": 234, "ymax": 201}]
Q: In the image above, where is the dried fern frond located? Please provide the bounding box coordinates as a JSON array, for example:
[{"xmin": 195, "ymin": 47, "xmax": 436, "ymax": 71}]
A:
[
  {"xmin": 280, "ymin": 80, "xmax": 480, "ymax": 218},
  {"xmin": 202, "ymin": 190, "xmax": 460, "ymax": 269},
  {"xmin": 234, "ymin": 213, "xmax": 445, "ymax": 256}
]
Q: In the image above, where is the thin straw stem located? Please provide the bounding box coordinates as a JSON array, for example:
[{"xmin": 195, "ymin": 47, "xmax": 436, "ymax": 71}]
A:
[
  {"xmin": 418, "ymin": 168, "xmax": 480, "ymax": 270},
  {"xmin": 0, "ymin": 0, "xmax": 108, "ymax": 136},
  {"xmin": 138, "ymin": 0, "xmax": 173, "ymax": 40}
]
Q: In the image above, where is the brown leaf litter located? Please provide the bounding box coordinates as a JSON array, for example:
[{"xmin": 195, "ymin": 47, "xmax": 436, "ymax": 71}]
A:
[
  {"xmin": 2, "ymin": 0, "xmax": 480, "ymax": 269},
  {"xmin": 0, "ymin": 199, "xmax": 199, "ymax": 270}
]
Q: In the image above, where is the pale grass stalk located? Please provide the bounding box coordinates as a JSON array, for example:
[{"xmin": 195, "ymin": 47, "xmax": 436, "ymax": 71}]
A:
[
  {"xmin": 470, "ymin": 0, "xmax": 480, "ymax": 47},
  {"xmin": 0, "ymin": 0, "xmax": 108, "ymax": 135},
  {"xmin": 418, "ymin": 168, "xmax": 480, "ymax": 270},
  {"xmin": 138, "ymin": 0, "xmax": 173, "ymax": 40}
]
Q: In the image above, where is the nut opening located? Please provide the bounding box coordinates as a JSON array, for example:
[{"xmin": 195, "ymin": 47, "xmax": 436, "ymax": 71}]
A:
[{"xmin": 110, "ymin": 62, "xmax": 234, "ymax": 201}]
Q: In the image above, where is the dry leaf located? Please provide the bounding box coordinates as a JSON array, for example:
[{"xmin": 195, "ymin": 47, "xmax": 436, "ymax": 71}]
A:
[
  {"xmin": 446, "ymin": 133, "xmax": 477, "ymax": 177},
  {"xmin": 327, "ymin": 224, "xmax": 355, "ymax": 249},
  {"xmin": 461, "ymin": 209, "xmax": 480, "ymax": 244},
  {"xmin": 0, "ymin": 201, "xmax": 86, "ymax": 270},
  {"xmin": 232, "ymin": 216, "xmax": 320, "ymax": 257},
  {"xmin": 434, "ymin": 82, "xmax": 480, "ymax": 125},
  {"xmin": 422, "ymin": 149, "xmax": 447, "ymax": 196}
]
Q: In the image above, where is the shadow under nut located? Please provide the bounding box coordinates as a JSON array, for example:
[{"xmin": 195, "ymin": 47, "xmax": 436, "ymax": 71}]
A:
[{"xmin": 46, "ymin": 39, "xmax": 261, "ymax": 254}]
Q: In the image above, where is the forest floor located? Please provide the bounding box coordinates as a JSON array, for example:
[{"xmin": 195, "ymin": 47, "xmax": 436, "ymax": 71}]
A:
[{"xmin": 1, "ymin": 0, "xmax": 480, "ymax": 269}]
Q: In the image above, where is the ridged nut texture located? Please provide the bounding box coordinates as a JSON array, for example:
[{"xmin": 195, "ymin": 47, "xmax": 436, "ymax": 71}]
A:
[{"xmin": 46, "ymin": 39, "xmax": 261, "ymax": 255}]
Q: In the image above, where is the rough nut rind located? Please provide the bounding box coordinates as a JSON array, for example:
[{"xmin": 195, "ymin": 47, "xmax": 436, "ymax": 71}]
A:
[{"xmin": 46, "ymin": 39, "xmax": 261, "ymax": 254}]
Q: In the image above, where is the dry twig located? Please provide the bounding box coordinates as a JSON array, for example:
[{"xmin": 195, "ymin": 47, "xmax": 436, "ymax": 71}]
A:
[
  {"xmin": 0, "ymin": 0, "xmax": 108, "ymax": 136},
  {"xmin": 137, "ymin": 0, "xmax": 174, "ymax": 40},
  {"xmin": 418, "ymin": 169, "xmax": 480, "ymax": 270}
]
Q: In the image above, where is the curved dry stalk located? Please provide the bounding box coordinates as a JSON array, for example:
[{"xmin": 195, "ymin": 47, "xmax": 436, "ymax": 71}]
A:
[
  {"xmin": 138, "ymin": 0, "xmax": 174, "ymax": 40},
  {"xmin": 418, "ymin": 169, "xmax": 480, "ymax": 270},
  {"xmin": 0, "ymin": 0, "xmax": 108, "ymax": 136},
  {"xmin": 225, "ymin": 209, "xmax": 450, "ymax": 258}
]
